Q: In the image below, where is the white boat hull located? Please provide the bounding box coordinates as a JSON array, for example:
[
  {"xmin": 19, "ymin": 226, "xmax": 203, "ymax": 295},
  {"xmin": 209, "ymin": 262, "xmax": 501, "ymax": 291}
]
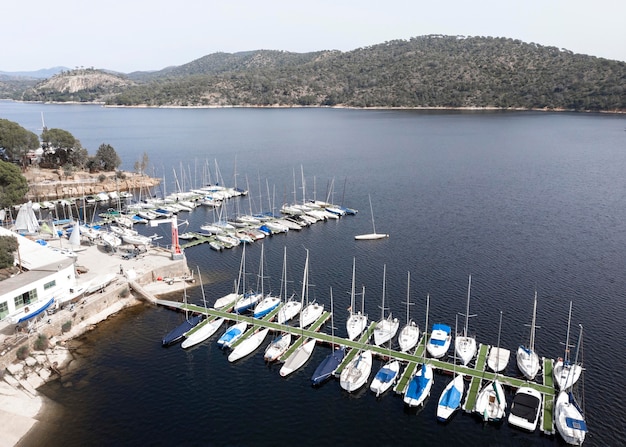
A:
[
  {"xmin": 398, "ymin": 322, "xmax": 420, "ymax": 352},
  {"xmin": 437, "ymin": 374, "xmax": 465, "ymax": 421},
  {"xmin": 264, "ymin": 333, "xmax": 292, "ymax": 362},
  {"xmin": 277, "ymin": 300, "xmax": 302, "ymax": 324},
  {"xmin": 373, "ymin": 317, "xmax": 399, "ymax": 346},
  {"xmin": 279, "ymin": 339, "xmax": 316, "ymax": 377},
  {"xmin": 455, "ymin": 336, "xmax": 477, "ymax": 365},
  {"xmin": 516, "ymin": 346, "xmax": 540, "ymax": 379},
  {"xmin": 346, "ymin": 313, "xmax": 368, "ymax": 341},
  {"xmin": 181, "ymin": 318, "xmax": 225, "ymax": 349},
  {"xmin": 508, "ymin": 386, "xmax": 542, "ymax": 432},
  {"xmin": 340, "ymin": 350, "xmax": 373, "ymax": 393},
  {"xmin": 369, "ymin": 359, "xmax": 399, "ymax": 397},
  {"xmin": 299, "ymin": 302, "xmax": 324, "ymax": 328},
  {"xmin": 555, "ymin": 390, "xmax": 587, "ymax": 445},
  {"xmin": 228, "ymin": 328, "xmax": 269, "ymax": 362},
  {"xmin": 474, "ymin": 380, "xmax": 507, "ymax": 422}
]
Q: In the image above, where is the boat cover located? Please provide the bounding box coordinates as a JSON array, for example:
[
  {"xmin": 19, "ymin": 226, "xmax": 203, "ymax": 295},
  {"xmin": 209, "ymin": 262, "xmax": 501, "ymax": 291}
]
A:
[
  {"xmin": 15, "ymin": 297, "xmax": 55, "ymax": 323},
  {"xmin": 510, "ymin": 393, "xmax": 540, "ymax": 422},
  {"xmin": 440, "ymin": 384, "xmax": 462, "ymax": 409},
  {"xmin": 565, "ymin": 417, "xmax": 587, "ymax": 431},
  {"xmin": 375, "ymin": 367, "xmax": 397, "ymax": 383}
]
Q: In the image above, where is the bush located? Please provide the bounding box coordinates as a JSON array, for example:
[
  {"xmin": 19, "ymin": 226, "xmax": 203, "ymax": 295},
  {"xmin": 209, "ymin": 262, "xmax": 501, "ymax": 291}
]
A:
[
  {"xmin": 34, "ymin": 334, "xmax": 49, "ymax": 351},
  {"xmin": 61, "ymin": 320, "xmax": 72, "ymax": 333},
  {"xmin": 98, "ymin": 173, "xmax": 107, "ymax": 182},
  {"xmin": 16, "ymin": 345, "xmax": 29, "ymax": 360},
  {"xmin": 119, "ymin": 287, "xmax": 130, "ymax": 298}
]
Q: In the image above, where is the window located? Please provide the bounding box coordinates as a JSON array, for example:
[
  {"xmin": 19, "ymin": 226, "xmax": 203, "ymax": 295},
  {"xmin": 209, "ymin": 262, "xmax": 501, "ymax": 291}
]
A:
[
  {"xmin": 13, "ymin": 289, "xmax": 38, "ymax": 310},
  {"xmin": 0, "ymin": 301, "xmax": 8, "ymax": 320},
  {"xmin": 44, "ymin": 280, "xmax": 56, "ymax": 291}
]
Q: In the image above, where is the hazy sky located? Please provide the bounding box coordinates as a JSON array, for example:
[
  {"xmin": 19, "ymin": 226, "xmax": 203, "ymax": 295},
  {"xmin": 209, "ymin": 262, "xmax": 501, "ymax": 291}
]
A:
[{"xmin": 2, "ymin": 0, "xmax": 625, "ymax": 73}]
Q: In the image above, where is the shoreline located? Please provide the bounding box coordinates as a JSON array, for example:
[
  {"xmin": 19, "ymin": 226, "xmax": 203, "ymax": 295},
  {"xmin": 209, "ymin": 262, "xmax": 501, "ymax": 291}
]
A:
[{"xmin": 0, "ymin": 238, "xmax": 191, "ymax": 446}]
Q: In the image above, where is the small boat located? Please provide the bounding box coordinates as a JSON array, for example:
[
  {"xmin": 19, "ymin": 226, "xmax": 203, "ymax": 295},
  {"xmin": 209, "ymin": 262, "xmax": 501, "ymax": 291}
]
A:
[
  {"xmin": 181, "ymin": 317, "xmax": 225, "ymax": 349},
  {"xmin": 427, "ymin": 323, "xmax": 452, "ymax": 359},
  {"xmin": 264, "ymin": 332, "xmax": 292, "ymax": 362},
  {"xmin": 228, "ymin": 328, "xmax": 270, "ymax": 362},
  {"xmin": 372, "ymin": 265, "xmax": 399, "ymax": 346},
  {"xmin": 370, "ymin": 359, "xmax": 400, "ymax": 397},
  {"xmin": 279, "ymin": 338, "xmax": 317, "ymax": 377},
  {"xmin": 508, "ymin": 387, "xmax": 542, "ymax": 432},
  {"xmin": 474, "ymin": 379, "xmax": 507, "ymax": 422},
  {"xmin": 217, "ymin": 321, "xmax": 249, "ymax": 349},
  {"xmin": 554, "ymin": 302, "xmax": 583, "ymax": 390},
  {"xmin": 455, "ymin": 275, "xmax": 477, "ymax": 366},
  {"xmin": 57, "ymin": 281, "xmax": 93, "ymax": 306},
  {"xmin": 516, "ymin": 291, "xmax": 541, "ymax": 380},
  {"xmin": 487, "ymin": 310, "xmax": 511, "ymax": 373},
  {"xmin": 355, "ymin": 194, "xmax": 388, "ymax": 240},
  {"xmin": 555, "ymin": 390, "xmax": 587, "ymax": 445},
  {"xmin": 86, "ymin": 273, "xmax": 117, "ymax": 295},
  {"xmin": 403, "ymin": 363, "xmax": 434, "ymax": 407},
  {"xmin": 311, "ymin": 287, "xmax": 346, "ymax": 386},
  {"xmin": 398, "ymin": 272, "xmax": 420, "ymax": 352},
  {"xmin": 346, "ymin": 259, "xmax": 368, "ymax": 341},
  {"xmin": 339, "ymin": 349, "xmax": 373, "ymax": 392},
  {"xmin": 437, "ymin": 315, "xmax": 465, "ymax": 421}
]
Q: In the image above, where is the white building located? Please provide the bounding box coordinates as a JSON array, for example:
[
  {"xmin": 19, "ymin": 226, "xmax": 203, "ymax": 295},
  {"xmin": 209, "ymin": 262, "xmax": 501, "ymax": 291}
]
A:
[{"xmin": 0, "ymin": 227, "xmax": 76, "ymax": 325}]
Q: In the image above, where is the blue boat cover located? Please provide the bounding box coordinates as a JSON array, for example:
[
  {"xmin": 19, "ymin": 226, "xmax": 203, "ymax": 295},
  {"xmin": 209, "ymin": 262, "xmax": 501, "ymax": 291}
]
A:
[
  {"xmin": 220, "ymin": 327, "xmax": 242, "ymax": 343},
  {"xmin": 375, "ymin": 367, "xmax": 397, "ymax": 383},
  {"xmin": 565, "ymin": 417, "xmax": 587, "ymax": 431},
  {"xmin": 311, "ymin": 348, "xmax": 345, "ymax": 385},
  {"xmin": 406, "ymin": 368, "xmax": 430, "ymax": 400},
  {"xmin": 439, "ymin": 384, "xmax": 462, "ymax": 409},
  {"xmin": 432, "ymin": 323, "xmax": 451, "ymax": 334},
  {"xmin": 162, "ymin": 315, "xmax": 202, "ymax": 346},
  {"xmin": 17, "ymin": 297, "xmax": 55, "ymax": 323}
]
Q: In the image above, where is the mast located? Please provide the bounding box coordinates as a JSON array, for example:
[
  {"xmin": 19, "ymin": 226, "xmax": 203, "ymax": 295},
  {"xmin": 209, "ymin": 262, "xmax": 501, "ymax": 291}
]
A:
[
  {"xmin": 529, "ymin": 290, "xmax": 538, "ymax": 351},
  {"xmin": 368, "ymin": 194, "xmax": 377, "ymax": 234},
  {"xmin": 563, "ymin": 301, "xmax": 573, "ymax": 363}
]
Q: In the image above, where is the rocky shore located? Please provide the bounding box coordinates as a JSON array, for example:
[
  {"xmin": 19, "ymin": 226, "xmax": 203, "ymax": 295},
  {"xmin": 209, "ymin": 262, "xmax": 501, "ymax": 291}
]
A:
[{"xmin": 23, "ymin": 167, "xmax": 161, "ymax": 202}]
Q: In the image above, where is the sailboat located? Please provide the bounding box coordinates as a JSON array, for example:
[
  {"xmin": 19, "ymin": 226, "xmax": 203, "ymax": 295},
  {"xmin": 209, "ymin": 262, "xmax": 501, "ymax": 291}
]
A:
[
  {"xmin": 426, "ymin": 293, "xmax": 452, "ymax": 359},
  {"xmin": 554, "ymin": 301, "xmax": 583, "ymax": 390},
  {"xmin": 228, "ymin": 327, "xmax": 270, "ymax": 362},
  {"xmin": 355, "ymin": 194, "xmax": 388, "ymax": 240},
  {"xmin": 473, "ymin": 379, "xmax": 507, "ymax": 422},
  {"xmin": 279, "ymin": 338, "xmax": 317, "ymax": 377},
  {"xmin": 373, "ymin": 265, "xmax": 399, "ymax": 346},
  {"xmin": 455, "ymin": 275, "xmax": 477, "ymax": 366},
  {"xmin": 217, "ymin": 320, "xmax": 249, "ymax": 349},
  {"xmin": 346, "ymin": 258, "xmax": 368, "ymax": 341},
  {"xmin": 161, "ymin": 281, "xmax": 203, "ymax": 346},
  {"xmin": 516, "ymin": 291, "xmax": 540, "ymax": 379},
  {"xmin": 264, "ymin": 332, "xmax": 292, "ymax": 362},
  {"xmin": 181, "ymin": 268, "xmax": 225, "ymax": 349},
  {"xmin": 370, "ymin": 358, "xmax": 400, "ymax": 397},
  {"xmin": 404, "ymin": 293, "xmax": 434, "ymax": 408},
  {"xmin": 233, "ymin": 244, "xmax": 262, "ymax": 314},
  {"xmin": 555, "ymin": 326, "xmax": 586, "ymax": 445},
  {"xmin": 253, "ymin": 243, "xmax": 281, "ymax": 318},
  {"xmin": 339, "ymin": 349, "xmax": 373, "ymax": 392},
  {"xmin": 299, "ymin": 249, "xmax": 324, "ymax": 328},
  {"xmin": 311, "ymin": 287, "xmax": 346, "ymax": 385},
  {"xmin": 487, "ymin": 310, "xmax": 510, "ymax": 373},
  {"xmin": 398, "ymin": 271, "xmax": 420, "ymax": 352},
  {"xmin": 508, "ymin": 387, "xmax": 543, "ymax": 432},
  {"xmin": 276, "ymin": 247, "xmax": 302, "ymax": 324},
  {"xmin": 437, "ymin": 315, "xmax": 465, "ymax": 421}
]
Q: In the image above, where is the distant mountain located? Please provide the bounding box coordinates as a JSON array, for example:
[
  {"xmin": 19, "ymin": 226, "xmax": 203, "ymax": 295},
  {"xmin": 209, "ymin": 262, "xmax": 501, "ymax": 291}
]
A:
[
  {"xmin": 2, "ymin": 36, "xmax": 625, "ymax": 111},
  {"xmin": 0, "ymin": 66, "xmax": 69, "ymax": 80}
]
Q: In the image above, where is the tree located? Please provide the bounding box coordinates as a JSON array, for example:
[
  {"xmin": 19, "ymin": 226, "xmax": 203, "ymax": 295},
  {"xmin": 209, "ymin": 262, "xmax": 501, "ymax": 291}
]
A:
[
  {"xmin": 40, "ymin": 128, "xmax": 83, "ymax": 168},
  {"xmin": 0, "ymin": 234, "xmax": 18, "ymax": 269},
  {"xmin": 0, "ymin": 118, "xmax": 40, "ymax": 167},
  {"xmin": 0, "ymin": 160, "xmax": 29, "ymax": 209},
  {"xmin": 134, "ymin": 151, "xmax": 149, "ymax": 175},
  {"xmin": 94, "ymin": 143, "xmax": 121, "ymax": 171}
]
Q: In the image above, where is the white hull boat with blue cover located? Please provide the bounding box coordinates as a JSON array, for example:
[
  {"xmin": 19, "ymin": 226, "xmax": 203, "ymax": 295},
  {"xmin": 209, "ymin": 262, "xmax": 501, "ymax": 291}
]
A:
[
  {"xmin": 555, "ymin": 390, "xmax": 587, "ymax": 445},
  {"xmin": 403, "ymin": 363, "xmax": 433, "ymax": 407},
  {"xmin": 437, "ymin": 374, "xmax": 465, "ymax": 421},
  {"xmin": 10, "ymin": 297, "xmax": 55, "ymax": 324},
  {"xmin": 217, "ymin": 321, "xmax": 248, "ymax": 349},
  {"xmin": 427, "ymin": 324, "xmax": 452, "ymax": 359},
  {"xmin": 369, "ymin": 359, "xmax": 400, "ymax": 397}
]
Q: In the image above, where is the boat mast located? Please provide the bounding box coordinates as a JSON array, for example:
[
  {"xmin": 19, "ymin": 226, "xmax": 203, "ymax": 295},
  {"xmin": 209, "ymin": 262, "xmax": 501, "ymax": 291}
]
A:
[
  {"xmin": 562, "ymin": 301, "xmax": 573, "ymax": 363},
  {"xmin": 529, "ymin": 290, "xmax": 538, "ymax": 351},
  {"xmin": 405, "ymin": 271, "xmax": 413, "ymax": 326},
  {"xmin": 368, "ymin": 194, "xmax": 377, "ymax": 234},
  {"xmin": 350, "ymin": 257, "xmax": 356, "ymax": 316},
  {"xmin": 496, "ymin": 310, "xmax": 503, "ymax": 363}
]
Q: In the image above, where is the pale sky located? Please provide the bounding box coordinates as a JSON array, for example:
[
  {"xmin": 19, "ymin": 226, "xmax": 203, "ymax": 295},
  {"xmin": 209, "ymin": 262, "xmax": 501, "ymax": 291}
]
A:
[{"xmin": 2, "ymin": 0, "xmax": 625, "ymax": 73}]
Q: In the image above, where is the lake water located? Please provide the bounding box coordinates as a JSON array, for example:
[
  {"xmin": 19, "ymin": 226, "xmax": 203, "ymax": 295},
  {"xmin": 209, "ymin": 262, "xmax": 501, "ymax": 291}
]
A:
[{"xmin": 2, "ymin": 102, "xmax": 625, "ymax": 446}]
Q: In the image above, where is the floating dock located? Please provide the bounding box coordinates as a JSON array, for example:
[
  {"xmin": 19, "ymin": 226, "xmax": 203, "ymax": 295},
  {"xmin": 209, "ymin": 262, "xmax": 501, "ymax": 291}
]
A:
[{"xmin": 157, "ymin": 299, "xmax": 558, "ymax": 434}]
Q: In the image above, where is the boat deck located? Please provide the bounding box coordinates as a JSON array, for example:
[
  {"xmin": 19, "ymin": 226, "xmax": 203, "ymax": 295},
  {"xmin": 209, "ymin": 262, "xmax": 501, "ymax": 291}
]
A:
[{"xmin": 157, "ymin": 300, "xmax": 558, "ymax": 434}]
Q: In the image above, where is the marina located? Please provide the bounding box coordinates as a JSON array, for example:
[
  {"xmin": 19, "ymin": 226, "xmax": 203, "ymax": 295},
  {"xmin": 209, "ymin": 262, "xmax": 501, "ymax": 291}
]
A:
[{"xmin": 156, "ymin": 297, "xmax": 559, "ymax": 435}]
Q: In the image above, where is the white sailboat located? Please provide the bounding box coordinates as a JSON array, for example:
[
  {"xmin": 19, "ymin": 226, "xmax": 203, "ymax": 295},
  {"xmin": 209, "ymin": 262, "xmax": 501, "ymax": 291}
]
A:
[
  {"xmin": 455, "ymin": 275, "xmax": 477, "ymax": 366},
  {"xmin": 181, "ymin": 267, "xmax": 225, "ymax": 349},
  {"xmin": 355, "ymin": 194, "xmax": 388, "ymax": 240},
  {"xmin": 279, "ymin": 338, "xmax": 317, "ymax": 377},
  {"xmin": 339, "ymin": 349, "xmax": 373, "ymax": 392},
  {"xmin": 398, "ymin": 271, "xmax": 420, "ymax": 352},
  {"xmin": 253, "ymin": 243, "xmax": 281, "ymax": 318},
  {"xmin": 404, "ymin": 293, "xmax": 434, "ymax": 407},
  {"xmin": 516, "ymin": 291, "xmax": 541, "ymax": 379},
  {"xmin": 228, "ymin": 327, "xmax": 270, "ymax": 362},
  {"xmin": 264, "ymin": 332, "xmax": 292, "ymax": 362},
  {"xmin": 299, "ymin": 249, "xmax": 324, "ymax": 328},
  {"xmin": 487, "ymin": 310, "xmax": 510, "ymax": 373},
  {"xmin": 373, "ymin": 264, "xmax": 399, "ymax": 346},
  {"xmin": 346, "ymin": 258, "xmax": 368, "ymax": 341},
  {"xmin": 437, "ymin": 315, "xmax": 465, "ymax": 421},
  {"xmin": 276, "ymin": 247, "xmax": 302, "ymax": 324},
  {"xmin": 217, "ymin": 321, "xmax": 249, "ymax": 349},
  {"xmin": 474, "ymin": 379, "xmax": 507, "ymax": 422},
  {"xmin": 369, "ymin": 359, "xmax": 400, "ymax": 397},
  {"xmin": 554, "ymin": 302, "xmax": 582, "ymax": 390},
  {"xmin": 426, "ymin": 293, "xmax": 452, "ymax": 359}
]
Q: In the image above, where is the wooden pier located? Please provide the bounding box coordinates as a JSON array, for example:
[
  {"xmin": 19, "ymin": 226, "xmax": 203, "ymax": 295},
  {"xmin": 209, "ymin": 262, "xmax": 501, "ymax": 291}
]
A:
[{"xmin": 157, "ymin": 299, "xmax": 558, "ymax": 434}]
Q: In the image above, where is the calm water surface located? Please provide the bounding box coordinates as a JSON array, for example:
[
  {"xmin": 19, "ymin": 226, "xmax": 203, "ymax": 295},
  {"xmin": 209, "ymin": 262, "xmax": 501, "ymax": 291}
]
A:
[{"xmin": 2, "ymin": 102, "xmax": 625, "ymax": 446}]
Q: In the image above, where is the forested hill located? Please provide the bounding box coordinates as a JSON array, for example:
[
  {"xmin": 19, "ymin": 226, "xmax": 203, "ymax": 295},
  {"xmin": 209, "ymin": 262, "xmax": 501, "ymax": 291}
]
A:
[{"xmin": 11, "ymin": 35, "xmax": 626, "ymax": 111}]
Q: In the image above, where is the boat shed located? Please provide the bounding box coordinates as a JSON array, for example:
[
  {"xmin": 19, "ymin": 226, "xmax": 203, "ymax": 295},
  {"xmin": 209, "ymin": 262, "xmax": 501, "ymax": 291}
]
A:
[{"xmin": 0, "ymin": 227, "xmax": 77, "ymax": 325}]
